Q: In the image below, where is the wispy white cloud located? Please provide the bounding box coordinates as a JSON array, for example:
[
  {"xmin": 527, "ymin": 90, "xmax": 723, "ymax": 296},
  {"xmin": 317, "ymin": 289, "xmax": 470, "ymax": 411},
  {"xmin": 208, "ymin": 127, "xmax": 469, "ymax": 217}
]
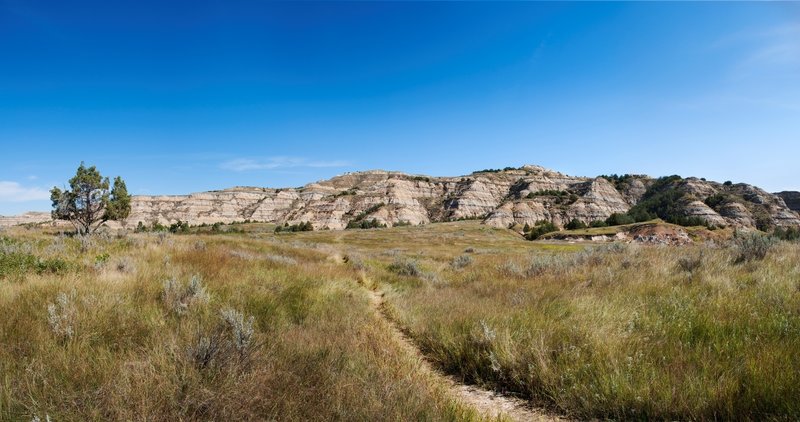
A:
[
  {"xmin": 220, "ymin": 157, "xmax": 350, "ymax": 172},
  {"xmin": 742, "ymin": 41, "xmax": 800, "ymax": 69},
  {"xmin": 0, "ymin": 181, "xmax": 50, "ymax": 202},
  {"xmin": 670, "ymin": 93, "xmax": 800, "ymax": 113},
  {"xmin": 727, "ymin": 24, "xmax": 800, "ymax": 77}
]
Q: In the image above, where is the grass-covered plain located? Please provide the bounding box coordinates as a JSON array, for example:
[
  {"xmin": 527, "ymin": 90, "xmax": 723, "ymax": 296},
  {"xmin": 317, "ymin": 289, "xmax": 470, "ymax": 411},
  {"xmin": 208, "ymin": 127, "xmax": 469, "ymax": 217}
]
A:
[
  {"xmin": 2, "ymin": 221, "xmax": 799, "ymax": 420},
  {"xmin": 0, "ymin": 226, "xmax": 482, "ymax": 421}
]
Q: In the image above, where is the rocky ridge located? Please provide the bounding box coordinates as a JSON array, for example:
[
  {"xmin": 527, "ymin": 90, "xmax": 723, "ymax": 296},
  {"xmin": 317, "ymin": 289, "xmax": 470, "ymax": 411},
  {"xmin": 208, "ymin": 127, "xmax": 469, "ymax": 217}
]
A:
[
  {"xmin": 124, "ymin": 165, "xmax": 799, "ymax": 231},
  {"xmin": 4, "ymin": 165, "xmax": 799, "ymax": 231},
  {"xmin": 0, "ymin": 212, "xmax": 52, "ymax": 228},
  {"xmin": 776, "ymin": 191, "xmax": 800, "ymax": 213}
]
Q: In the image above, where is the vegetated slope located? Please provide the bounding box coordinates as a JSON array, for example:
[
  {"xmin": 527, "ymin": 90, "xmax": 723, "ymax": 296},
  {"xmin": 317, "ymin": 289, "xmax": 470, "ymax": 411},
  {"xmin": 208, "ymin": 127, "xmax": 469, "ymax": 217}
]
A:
[{"xmin": 36, "ymin": 165, "xmax": 800, "ymax": 231}]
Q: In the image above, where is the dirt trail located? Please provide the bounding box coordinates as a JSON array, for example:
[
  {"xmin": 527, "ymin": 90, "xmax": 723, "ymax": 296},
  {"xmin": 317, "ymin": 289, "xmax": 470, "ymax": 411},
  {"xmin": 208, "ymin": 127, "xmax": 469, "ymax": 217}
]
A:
[{"xmin": 360, "ymin": 279, "xmax": 563, "ymax": 422}]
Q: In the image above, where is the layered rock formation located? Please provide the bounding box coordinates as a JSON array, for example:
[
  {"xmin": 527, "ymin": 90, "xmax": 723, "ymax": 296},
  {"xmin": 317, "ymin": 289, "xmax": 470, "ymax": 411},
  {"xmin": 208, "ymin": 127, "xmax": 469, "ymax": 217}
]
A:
[
  {"xmin": 124, "ymin": 165, "xmax": 799, "ymax": 230},
  {"xmin": 5, "ymin": 165, "xmax": 799, "ymax": 231},
  {"xmin": 675, "ymin": 179, "xmax": 800, "ymax": 229},
  {"xmin": 776, "ymin": 191, "xmax": 800, "ymax": 213},
  {"xmin": 0, "ymin": 212, "xmax": 52, "ymax": 227}
]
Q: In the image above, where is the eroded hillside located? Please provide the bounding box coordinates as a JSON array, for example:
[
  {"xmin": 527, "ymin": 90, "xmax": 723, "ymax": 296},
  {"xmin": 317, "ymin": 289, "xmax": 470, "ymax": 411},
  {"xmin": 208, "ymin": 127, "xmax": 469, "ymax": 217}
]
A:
[{"xmin": 125, "ymin": 165, "xmax": 799, "ymax": 231}]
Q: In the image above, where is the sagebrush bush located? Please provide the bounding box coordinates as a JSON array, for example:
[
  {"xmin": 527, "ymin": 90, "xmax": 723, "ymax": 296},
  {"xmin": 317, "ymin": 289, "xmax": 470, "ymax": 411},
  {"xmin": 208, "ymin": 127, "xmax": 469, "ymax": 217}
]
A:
[
  {"xmin": 221, "ymin": 308, "xmax": 255, "ymax": 359},
  {"xmin": 388, "ymin": 257, "xmax": 421, "ymax": 277},
  {"xmin": 733, "ymin": 230, "xmax": 777, "ymax": 263},
  {"xmin": 450, "ymin": 254, "xmax": 473, "ymax": 270},
  {"xmin": 47, "ymin": 292, "xmax": 76, "ymax": 341},
  {"xmin": 162, "ymin": 275, "xmax": 208, "ymax": 315},
  {"xmin": 187, "ymin": 309, "xmax": 256, "ymax": 371},
  {"xmin": 344, "ymin": 253, "xmax": 366, "ymax": 271}
]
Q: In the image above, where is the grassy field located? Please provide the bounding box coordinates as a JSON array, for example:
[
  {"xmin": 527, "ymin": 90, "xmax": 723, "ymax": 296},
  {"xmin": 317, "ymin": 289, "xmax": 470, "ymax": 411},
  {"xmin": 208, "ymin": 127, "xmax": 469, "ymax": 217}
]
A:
[
  {"xmin": 1, "ymin": 221, "xmax": 799, "ymax": 420},
  {"xmin": 0, "ymin": 226, "xmax": 483, "ymax": 421}
]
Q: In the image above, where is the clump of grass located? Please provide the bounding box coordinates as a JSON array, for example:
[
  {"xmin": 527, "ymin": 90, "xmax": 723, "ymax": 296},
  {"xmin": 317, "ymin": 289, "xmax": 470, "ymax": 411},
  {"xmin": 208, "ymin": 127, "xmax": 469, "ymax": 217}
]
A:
[
  {"xmin": 112, "ymin": 256, "xmax": 136, "ymax": 273},
  {"xmin": 161, "ymin": 275, "xmax": 208, "ymax": 315},
  {"xmin": 94, "ymin": 252, "xmax": 110, "ymax": 269},
  {"xmin": 388, "ymin": 257, "xmax": 421, "ymax": 277},
  {"xmin": 676, "ymin": 251, "xmax": 704, "ymax": 273},
  {"xmin": 344, "ymin": 253, "xmax": 366, "ymax": 271},
  {"xmin": 264, "ymin": 253, "xmax": 297, "ymax": 266}
]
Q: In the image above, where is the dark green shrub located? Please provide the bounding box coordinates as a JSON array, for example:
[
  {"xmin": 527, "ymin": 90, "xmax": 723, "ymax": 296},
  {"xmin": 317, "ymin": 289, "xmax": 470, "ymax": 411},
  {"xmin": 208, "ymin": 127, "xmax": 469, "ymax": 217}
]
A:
[
  {"xmin": 590, "ymin": 220, "xmax": 608, "ymax": 228},
  {"xmin": 565, "ymin": 219, "xmax": 587, "ymax": 230},
  {"xmin": 606, "ymin": 213, "xmax": 635, "ymax": 226},
  {"xmin": 704, "ymin": 193, "xmax": 733, "ymax": 210},
  {"xmin": 169, "ymin": 220, "xmax": 190, "ymax": 233},
  {"xmin": 600, "ymin": 174, "xmax": 636, "ymax": 190},
  {"xmin": 773, "ymin": 226, "xmax": 800, "ymax": 241},
  {"xmin": 346, "ymin": 219, "xmax": 386, "ymax": 230},
  {"xmin": 275, "ymin": 222, "xmax": 314, "ymax": 233},
  {"xmin": 524, "ymin": 221, "xmax": 558, "ymax": 240}
]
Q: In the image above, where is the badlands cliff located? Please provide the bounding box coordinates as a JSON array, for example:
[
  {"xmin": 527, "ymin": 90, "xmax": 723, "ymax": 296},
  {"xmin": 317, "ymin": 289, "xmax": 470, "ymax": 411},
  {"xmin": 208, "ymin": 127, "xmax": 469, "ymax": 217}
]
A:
[
  {"xmin": 3, "ymin": 165, "xmax": 798, "ymax": 231},
  {"xmin": 0, "ymin": 212, "xmax": 52, "ymax": 227},
  {"xmin": 124, "ymin": 165, "xmax": 800, "ymax": 230},
  {"xmin": 776, "ymin": 191, "xmax": 800, "ymax": 213}
]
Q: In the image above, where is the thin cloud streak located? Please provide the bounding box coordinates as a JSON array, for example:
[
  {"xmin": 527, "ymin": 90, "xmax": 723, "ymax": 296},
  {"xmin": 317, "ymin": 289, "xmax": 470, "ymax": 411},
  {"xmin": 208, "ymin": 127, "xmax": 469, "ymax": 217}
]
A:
[
  {"xmin": 220, "ymin": 157, "xmax": 350, "ymax": 172},
  {"xmin": 726, "ymin": 24, "xmax": 800, "ymax": 78},
  {"xmin": 0, "ymin": 181, "xmax": 51, "ymax": 202}
]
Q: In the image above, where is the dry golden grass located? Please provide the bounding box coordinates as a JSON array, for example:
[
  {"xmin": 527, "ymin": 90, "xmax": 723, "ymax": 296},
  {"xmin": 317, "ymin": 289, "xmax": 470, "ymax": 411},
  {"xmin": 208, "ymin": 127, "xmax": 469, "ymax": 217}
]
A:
[
  {"xmin": 273, "ymin": 222, "xmax": 800, "ymax": 419},
  {"xmin": 2, "ymin": 221, "xmax": 799, "ymax": 420},
  {"xmin": 0, "ymin": 227, "xmax": 483, "ymax": 421}
]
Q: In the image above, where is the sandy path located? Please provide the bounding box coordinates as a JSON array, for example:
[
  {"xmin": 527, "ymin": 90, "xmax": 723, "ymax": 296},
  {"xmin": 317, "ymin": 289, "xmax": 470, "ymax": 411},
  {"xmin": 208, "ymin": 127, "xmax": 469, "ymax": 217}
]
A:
[{"xmin": 361, "ymin": 278, "xmax": 563, "ymax": 422}]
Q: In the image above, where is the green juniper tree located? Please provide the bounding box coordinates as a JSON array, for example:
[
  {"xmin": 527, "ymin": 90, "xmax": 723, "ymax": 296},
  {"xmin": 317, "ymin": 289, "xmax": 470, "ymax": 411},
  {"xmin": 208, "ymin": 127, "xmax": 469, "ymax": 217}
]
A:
[{"xmin": 50, "ymin": 163, "xmax": 131, "ymax": 235}]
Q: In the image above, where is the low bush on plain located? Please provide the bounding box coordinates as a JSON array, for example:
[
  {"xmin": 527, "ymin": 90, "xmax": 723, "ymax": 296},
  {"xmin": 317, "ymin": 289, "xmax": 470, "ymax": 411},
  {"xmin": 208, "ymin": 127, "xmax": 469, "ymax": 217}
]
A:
[
  {"xmin": 450, "ymin": 254, "xmax": 473, "ymax": 270},
  {"xmin": 162, "ymin": 275, "xmax": 209, "ymax": 315},
  {"xmin": 733, "ymin": 230, "xmax": 777, "ymax": 263},
  {"xmin": 388, "ymin": 257, "xmax": 421, "ymax": 277}
]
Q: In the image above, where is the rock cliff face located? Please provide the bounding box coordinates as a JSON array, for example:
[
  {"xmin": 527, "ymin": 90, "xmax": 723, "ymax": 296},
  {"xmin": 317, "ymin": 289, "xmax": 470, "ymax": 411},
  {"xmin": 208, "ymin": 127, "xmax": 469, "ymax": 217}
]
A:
[
  {"xmin": 673, "ymin": 179, "xmax": 800, "ymax": 229},
  {"xmin": 776, "ymin": 191, "xmax": 800, "ymax": 213},
  {"xmin": 5, "ymin": 165, "xmax": 799, "ymax": 231}
]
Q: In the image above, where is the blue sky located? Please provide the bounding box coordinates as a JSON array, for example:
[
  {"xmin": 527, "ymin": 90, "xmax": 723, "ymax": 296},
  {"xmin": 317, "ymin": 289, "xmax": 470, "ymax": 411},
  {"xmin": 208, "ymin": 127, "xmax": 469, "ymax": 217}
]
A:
[{"xmin": 1, "ymin": 1, "xmax": 799, "ymax": 215}]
